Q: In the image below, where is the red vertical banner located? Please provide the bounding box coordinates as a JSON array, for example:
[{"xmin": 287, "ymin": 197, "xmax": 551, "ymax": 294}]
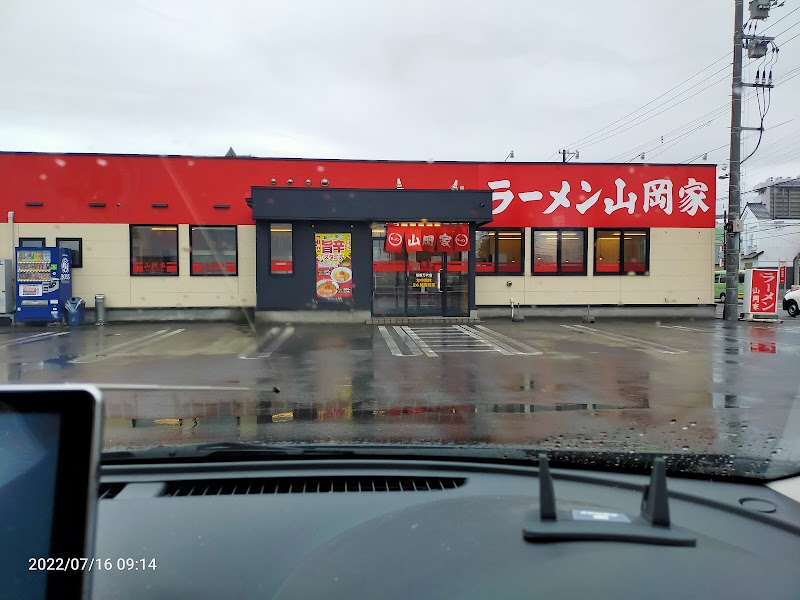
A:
[
  {"xmin": 779, "ymin": 262, "xmax": 786, "ymax": 284},
  {"xmin": 384, "ymin": 225, "xmax": 404, "ymax": 253},
  {"xmin": 436, "ymin": 226, "xmax": 454, "ymax": 252},
  {"xmin": 405, "ymin": 227, "xmax": 423, "ymax": 252},
  {"xmin": 420, "ymin": 228, "xmax": 437, "ymax": 252},
  {"xmin": 452, "ymin": 224, "xmax": 470, "ymax": 252}
]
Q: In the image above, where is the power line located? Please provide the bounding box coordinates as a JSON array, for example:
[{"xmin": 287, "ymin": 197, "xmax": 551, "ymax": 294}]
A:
[
  {"xmin": 588, "ymin": 63, "xmax": 800, "ymax": 157},
  {"xmin": 547, "ymin": 52, "xmax": 733, "ymax": 159},
  {"xmin": 742, "ymin": 129, "xmax": 800, "ymax": 165},
  {"xmin": 575, "ymin": 71, "xmax": 732, "ymax": 151},
  {"xmin": 778, "ymin": 29, "xmax": 800, "ymax": 45},
  {"xmin": 760, "ymin": 6, "xmax": 800, "ymax": 32},
  {"xmin": 766, "ymin": 18, "xmax": 800, "ymax": 39},
  {"xmin": 621, "ymin": 121, "xmax": 715, "ymax": 162},
  {"xmin": 605, "ymin": 107, "xmax": 730, "ymax": 161},
  {"xmin": 744, "ymin": 160, "xmax": 800, "ymax": 185},
  {"xmin": 740, "ymin": 226, "xmax": 800, "ymax": 243},
  {"xmin": 744, "ymin": 147, "xmax": 800, "ymax": 179},
  {"xmin": 552, "ymin": 20, "xmax": 800, "ymax": 162},
  {"xmin": 680, "ymin": 143, "xmax": 729, "ymax": 164}
]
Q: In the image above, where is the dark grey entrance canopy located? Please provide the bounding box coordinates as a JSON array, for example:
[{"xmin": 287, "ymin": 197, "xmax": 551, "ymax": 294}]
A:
[{"xmin": 247, "ymin": 187, "xmax": 493, "ymax": 224}]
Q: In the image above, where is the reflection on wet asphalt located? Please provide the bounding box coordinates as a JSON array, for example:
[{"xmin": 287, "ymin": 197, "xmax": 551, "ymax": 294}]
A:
[{"xmin": 1, "ymin": 318, "xmax": 799, "ymax": 467}]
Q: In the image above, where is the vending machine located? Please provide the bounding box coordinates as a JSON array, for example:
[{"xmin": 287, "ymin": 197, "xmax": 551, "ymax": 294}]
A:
[{"xmin": 15, "ymin": 247, "xmax": 72, "ymax": 323}]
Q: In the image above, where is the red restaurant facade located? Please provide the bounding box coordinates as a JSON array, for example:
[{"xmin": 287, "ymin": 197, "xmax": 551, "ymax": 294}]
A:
[{"xmin": 0, "ymin": 152, "xmax": 717, "ymax": 321}]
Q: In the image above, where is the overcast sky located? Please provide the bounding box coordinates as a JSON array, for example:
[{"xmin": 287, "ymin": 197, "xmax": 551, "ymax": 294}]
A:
[{"xmin": 1, "ymin": 0, "xmax": 799, "ymax": 212}]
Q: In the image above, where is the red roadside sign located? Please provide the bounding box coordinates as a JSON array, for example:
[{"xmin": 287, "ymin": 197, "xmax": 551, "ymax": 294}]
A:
[{"xmin": 748, "ymin": 269, "xmax": 779, "ymax": 315}]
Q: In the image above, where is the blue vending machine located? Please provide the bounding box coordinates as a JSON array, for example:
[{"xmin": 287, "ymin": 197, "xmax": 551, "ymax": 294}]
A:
[{"xmin": 15, "ymin": 247, "xmax": 72, "ymax": 323}]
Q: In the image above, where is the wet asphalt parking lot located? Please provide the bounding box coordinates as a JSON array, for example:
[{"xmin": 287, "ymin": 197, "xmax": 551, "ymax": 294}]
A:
[{"xmin": 2, "ymin": 307, "xmax": 799, "ymax": 472}]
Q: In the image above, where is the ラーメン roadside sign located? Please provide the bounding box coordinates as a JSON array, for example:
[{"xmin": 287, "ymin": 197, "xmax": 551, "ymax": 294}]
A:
[{"xmin": 746, "ymin": 268, "xmax": 779, "ymax": 316}]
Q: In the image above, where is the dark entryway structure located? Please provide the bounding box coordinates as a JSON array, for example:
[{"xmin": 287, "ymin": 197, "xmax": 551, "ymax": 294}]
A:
[{"xmin": 248, "ymin": 187, "xmax": 492, "ymax": 321}]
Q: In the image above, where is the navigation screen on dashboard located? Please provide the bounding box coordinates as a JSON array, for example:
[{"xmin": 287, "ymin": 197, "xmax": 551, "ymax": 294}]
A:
[{"xmin": 0, "ymin": 410, "xmax": 61, "ymax": 600}]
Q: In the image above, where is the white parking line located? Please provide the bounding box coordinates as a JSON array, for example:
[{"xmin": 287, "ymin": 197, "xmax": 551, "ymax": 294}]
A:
[
  {"xmin": 658, "ymin": 324, "xmax": 800, "ymax": 352},
  {"xmin": 656, "ymin": 324, "xmax": 711, "ymax": 333},
  {"xmin": 240, "ymin": 326, "xmax": 294, "ymax": 359},
  {"xmin": 378, "ymin": 324, "xmax": 546, "ymax": 357},
  {"xmin": 96, "ymin": 384, "xmax": 250, "ymax": 391},
  {"xmin": 239, "ymin": 326, "xmax": 279, "ymax": 358},
  {"xmin": 470, "ymin": 325, "xmax": 543, "ymax": 355},
  {"xmin": 561, "ymin": 324, "xmax": 687, "ymax": 354},
  {"xmin": 452, "ymin": 325, "xmax": 514, "ymax": 355},
  {"xmin": 392, "ymin": 326, "xmax": 425, "ymax": 356},
  {"xmin": 0, "ymin": 331, "xmax": 70, "ymax": 349},
  {"xmin": 70, "ymin": 329, "xmax": 181, "ymax": 363},
  {"xmin": 400, "ymin": 326, "xmax": 438, "ymax": 357},
  {"xmin": 378, "ymin": 326, "xmax": 405, "ymax": 356}
]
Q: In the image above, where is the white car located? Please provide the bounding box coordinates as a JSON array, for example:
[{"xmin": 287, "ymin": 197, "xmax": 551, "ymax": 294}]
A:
[{"xmin": 784, "ymin": 288, "xmax": 800, "ymax": 318}]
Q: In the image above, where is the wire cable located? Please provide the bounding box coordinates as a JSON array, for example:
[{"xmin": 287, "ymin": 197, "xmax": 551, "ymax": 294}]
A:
[
  {"xmin": 760, "ymin": 5, "xmax": 800, "ymax": 33},
  {"xmin": 575, "ymin": 71, "xmax": 733, "ymax": 151},
  {"xmin": 552, "ymin": 17, "xmax": 800, "ymax": 160},
  {"xmin": 547, "ymin": 53, "xmax": 733, "ymax": 158}
]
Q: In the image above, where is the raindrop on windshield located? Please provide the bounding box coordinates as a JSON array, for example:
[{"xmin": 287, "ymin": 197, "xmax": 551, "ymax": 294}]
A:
[
  {"xmin": 681, "ymin": 446, "xmax": 690, "ymax": 451},
  {"xmin": 669, "ymin": 419, "xmax": 677, "ymax": 425},
  {"xmin": 766, "ymin": 436, "xmax": 777, "ymax": 442},
  {"xmin": 689, "ymin": 422, "xmax": 697, "ymax": 427},
  {"xmin": 681, "ymin": 426, "xmax": 688, "ymax": 430}
]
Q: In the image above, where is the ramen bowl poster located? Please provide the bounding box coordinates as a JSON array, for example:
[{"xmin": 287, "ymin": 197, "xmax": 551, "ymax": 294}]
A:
[{"xmin": 315, "ymin": 233, "xmax": 353, "ymax": 300}]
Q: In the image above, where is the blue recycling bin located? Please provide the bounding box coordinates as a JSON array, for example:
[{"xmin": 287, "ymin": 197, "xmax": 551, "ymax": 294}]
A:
[{"xmin": 64, "ymin": 297, "xmax": 86, "ymax": 326}]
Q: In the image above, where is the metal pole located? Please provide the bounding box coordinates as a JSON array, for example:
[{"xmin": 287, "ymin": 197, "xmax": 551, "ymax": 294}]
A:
[
  {"xmin": 561, "ymin": 150, "xmax": 566, "ymax": 163},
  {"xmin": 724, "ymin": 0, "xmax": 744, "ymax": 321}
]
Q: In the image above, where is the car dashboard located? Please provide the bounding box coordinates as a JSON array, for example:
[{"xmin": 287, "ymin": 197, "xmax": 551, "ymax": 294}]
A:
[{"xmin": 91, "ymin": 458, "xmax": 800, "ymax": 599}]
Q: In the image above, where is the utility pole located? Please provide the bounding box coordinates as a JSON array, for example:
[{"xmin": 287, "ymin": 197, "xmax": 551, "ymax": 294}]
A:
[
  {"xmin": 560, "ymin": 149, "xmax": 579, "ymax": 163},
  {"xmin": 724, "ymin": 0, "xmax": 779, "ymax": 319},
  {"xmin": 724, "ymin": 0, "xmax": 744, "ymax": 321}
]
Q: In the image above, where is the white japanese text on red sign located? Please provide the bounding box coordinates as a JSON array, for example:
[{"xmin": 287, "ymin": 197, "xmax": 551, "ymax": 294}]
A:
[{"xmin": 489, "ymin": 177, "xmax": 710, "ymax": 217}]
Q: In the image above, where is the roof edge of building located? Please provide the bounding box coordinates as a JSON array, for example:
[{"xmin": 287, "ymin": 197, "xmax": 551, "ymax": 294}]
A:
[{"xmin": 0, "ymin": 149, "xmax": 718, "ymax": 168}]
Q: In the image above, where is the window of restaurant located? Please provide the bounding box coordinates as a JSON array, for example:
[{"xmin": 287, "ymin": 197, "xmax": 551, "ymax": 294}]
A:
[
  {"xmin": 475, "ymin": 229, "xmax": 523, "ymax": 274},
  {"xmin": 190, "ymin": 226, "xmax": 237, "ymax": 276},
  {"xmin": 130, "ymin": 225, "xmax": 179, "ymax": 275},
  {"xmin": 372, "ymin": 222, "xmax": 470, "ymax": 316},
  {"xmin": 19, "ymin": 237, "xmax": 45, "ymax": 248},
  {"xmin": 270, "ymin": 223, "xmax": 293, "ymax": 274},
  {"xmin": 594, "ymin": 229, "xmax": 649, "ymax": 275},
  {"xmin": 532, "ymin": 229, "xmax": 587, "ymax": 275},
  {"xmin": 56, "ymin": 238, "xmax": 83, "ymax": 268}
]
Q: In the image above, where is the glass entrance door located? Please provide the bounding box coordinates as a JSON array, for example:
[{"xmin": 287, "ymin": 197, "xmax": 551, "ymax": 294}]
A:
[
  {"xmin": 372, "ymin": 225, "xmax": 471, "ymax": 317},
  {"xmin": 406, "ymin": 251, "xmax": 444, "ymax": 316},
  {"xmin": 444, "ymin": 251, "xmax": 469, "ymax": 316}
]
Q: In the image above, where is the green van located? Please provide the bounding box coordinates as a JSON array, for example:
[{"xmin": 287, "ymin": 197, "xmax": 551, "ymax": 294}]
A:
[{"xmin": 714, "ymin": 270, "xmax": 744, "ymax": 302}]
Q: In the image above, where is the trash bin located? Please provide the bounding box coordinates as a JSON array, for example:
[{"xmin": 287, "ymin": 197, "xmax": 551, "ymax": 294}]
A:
[
  {"xmin": 95, "ymin": 293, "xmax": 106, "ymax": 326},
  {"xmin": 64, "ymin": 297, "xmax": 86, "ymax": 327}
]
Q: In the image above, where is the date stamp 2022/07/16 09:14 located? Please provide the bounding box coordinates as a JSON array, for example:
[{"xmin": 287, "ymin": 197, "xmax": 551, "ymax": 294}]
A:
[{"xmin": 28, "ymin": 557, "xmax": 158, "ymax": 572}]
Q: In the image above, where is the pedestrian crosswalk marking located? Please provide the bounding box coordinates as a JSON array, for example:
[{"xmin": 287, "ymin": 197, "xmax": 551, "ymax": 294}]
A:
[{"xmin": 379, "ymin": 325, "xmax": 542, "ymax": 357}]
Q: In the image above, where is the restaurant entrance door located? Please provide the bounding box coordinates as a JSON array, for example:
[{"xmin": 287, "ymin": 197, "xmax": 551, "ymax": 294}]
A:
[
  {"xmin": 373, "ymin": 236, "xmax": 469, "ymax": 317},
  {"xmin": 405, "ymin": 251, "xmax": 468, "ymax": 316}
]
